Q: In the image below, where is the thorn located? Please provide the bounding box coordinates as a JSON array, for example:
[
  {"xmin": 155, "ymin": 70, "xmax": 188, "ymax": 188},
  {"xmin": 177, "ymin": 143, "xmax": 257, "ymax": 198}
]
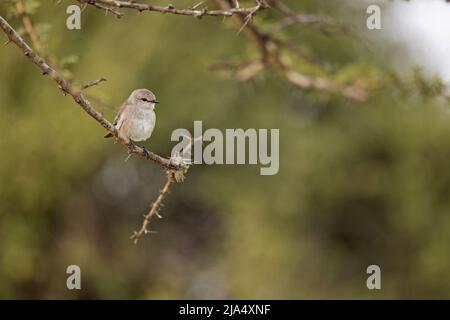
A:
[{"xmin": 191, "ymin": 1, "xmax": 204, "ymax": 10}]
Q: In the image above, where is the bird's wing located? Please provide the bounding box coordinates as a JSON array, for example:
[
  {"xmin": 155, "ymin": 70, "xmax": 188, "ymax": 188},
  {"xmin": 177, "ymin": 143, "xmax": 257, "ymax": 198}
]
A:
[{"xmin": 113, "ymin": 103, "xmax": 128, "ymax": 129}]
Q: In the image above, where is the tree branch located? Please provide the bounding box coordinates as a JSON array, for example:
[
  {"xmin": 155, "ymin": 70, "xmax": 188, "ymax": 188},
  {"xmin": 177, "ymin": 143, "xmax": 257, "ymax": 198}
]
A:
[
  {"xmin": 15, "ymin": 0, "xmax": 45, "ymax": 55},
  {"xmin": 81, "ymin": 76, "xmax": 108, "ymax": 90},
  {"xmin": 81, "ymin": 0, "xmax": 125, "ymax": 18},
  {"xmin": 214, "ymin": 0, "xmax": 369, "ymax": 101},
  {"xmin": 80, "ymin": 0, "xmax": 268, "ymax": 18},
  {"xmin": 130, "ymin": 170, "xmax": 175, "ymax": 244},
  {"xmin": 0, "ymin": 15, "xmax": 182, "ymax": 171}
]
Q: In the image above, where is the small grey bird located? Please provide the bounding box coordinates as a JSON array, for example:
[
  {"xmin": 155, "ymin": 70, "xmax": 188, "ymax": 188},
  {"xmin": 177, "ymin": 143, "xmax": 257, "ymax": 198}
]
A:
[{"xmin": 105, "ymin": 89, "xmax": 159, "ymax": 142}]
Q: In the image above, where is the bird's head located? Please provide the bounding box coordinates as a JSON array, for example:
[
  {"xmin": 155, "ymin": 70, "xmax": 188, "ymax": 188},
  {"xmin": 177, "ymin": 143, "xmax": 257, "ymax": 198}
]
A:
[{"xmin": 129, "ymin": 88, "xmax": 159, "ymax": 110}]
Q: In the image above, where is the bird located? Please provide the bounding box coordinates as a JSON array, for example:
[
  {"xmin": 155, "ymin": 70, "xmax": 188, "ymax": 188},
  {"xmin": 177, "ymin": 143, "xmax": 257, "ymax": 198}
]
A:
[{"xmin": 105, "ymin": 89, "xmax": 159, "ymax": 143}]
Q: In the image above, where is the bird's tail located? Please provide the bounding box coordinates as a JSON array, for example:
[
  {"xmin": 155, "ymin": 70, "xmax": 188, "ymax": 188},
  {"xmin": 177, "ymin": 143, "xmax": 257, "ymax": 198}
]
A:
[{"xmin": 104, "ymin": 132, "xmax": 114, "ymax": 138}]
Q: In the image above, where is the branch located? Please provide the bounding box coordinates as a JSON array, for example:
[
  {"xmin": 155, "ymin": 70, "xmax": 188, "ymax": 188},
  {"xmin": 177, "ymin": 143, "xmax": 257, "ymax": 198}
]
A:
[
  {"xmin": 81, "ymin": 0, "xmax": 125, "ymax": 18},
  {"xmin": 0, "ymin": 15, "xmax": 182, "ymax": 171},
  {"xmin": 15, "ymin": 0, "xmax": 45, "ymax": 55},
  {"xmin": 80, "ymin": 0, "xmax": 268, "ymax": 18},
  {"xmin": 237, "ymin": 0, "xmax": 267, "ymax": 33},
  {"xmin": 81, "ymin": 76, "xmax": 108, "ymax": 90},
  {"xmin": 214, "ymin": 0, "xmax": 369, "ymax": 101},
  {"xmin": 130, "ymin": 170, "xmax": 174, "ymax": 244},
  {"xmin": 82, "ymin": 0, "xmax": 365, "ymax": 99}
]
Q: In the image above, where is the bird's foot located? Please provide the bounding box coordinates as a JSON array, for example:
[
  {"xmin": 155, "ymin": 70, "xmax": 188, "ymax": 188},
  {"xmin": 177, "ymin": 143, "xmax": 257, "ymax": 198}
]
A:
[
  {"xmin": 127, "ymin": 140, "xmax": 136, "ymax": 149},
  {"xmin": 142, "ymin": 146, "xmax": 150, "ymax": 157}
]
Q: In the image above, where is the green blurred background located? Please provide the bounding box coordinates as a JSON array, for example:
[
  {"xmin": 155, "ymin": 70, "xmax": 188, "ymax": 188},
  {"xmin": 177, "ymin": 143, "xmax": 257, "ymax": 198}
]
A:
[{"xmin": 0, "ymin": 0, "xmax": 450, "ymax": 299}]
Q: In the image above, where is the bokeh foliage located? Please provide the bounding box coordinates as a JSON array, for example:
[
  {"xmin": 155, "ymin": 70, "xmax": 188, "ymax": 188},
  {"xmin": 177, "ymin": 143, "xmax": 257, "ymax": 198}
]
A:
[{"xmin": 0, "ymin": 0, "xmax": 449, "ymax": 298}]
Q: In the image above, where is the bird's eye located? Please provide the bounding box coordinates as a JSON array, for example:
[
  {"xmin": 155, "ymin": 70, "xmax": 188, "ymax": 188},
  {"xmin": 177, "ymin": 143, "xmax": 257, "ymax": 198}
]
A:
[{"xmin": 141, "ymin": 98, "xmax": 150, "ymax": 102}]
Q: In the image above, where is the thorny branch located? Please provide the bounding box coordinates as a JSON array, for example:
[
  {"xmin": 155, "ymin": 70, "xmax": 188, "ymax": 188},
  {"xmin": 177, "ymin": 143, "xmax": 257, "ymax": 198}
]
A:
[
  {"xmin": 0, "ymin": 15, "xmax": 183, "ymax": 171},
  {"xmin": 130, "ymin": 171, "xmax": 174, "ymax": 244},
  {"xmin": 214, "ymin": 0, "xmax": 370, "ymax": 101},
  {"xmin": 0, "ymin": 13, "xmax": 191, "ymax": 242},
  {"xmin": 81, "ymin": 77, "xmax": 108, "ymax": 90},
  {"xmin": 130, "ymin": 134, "xmax": 201, "ymax": 243},
  {"xmin": 80, "ymin": 0, "xmax": 125, "ymax": 18},
  {"xmin": 15, "ymin": 0, "xmax": 45, "ymax": 55},
  {"xmin": 78, "ymin": 0, "xmax": 374, "ymax": 100},
  {"xmin": 79, "ymin": 0, "xmax": 268, "ymax": 18}
]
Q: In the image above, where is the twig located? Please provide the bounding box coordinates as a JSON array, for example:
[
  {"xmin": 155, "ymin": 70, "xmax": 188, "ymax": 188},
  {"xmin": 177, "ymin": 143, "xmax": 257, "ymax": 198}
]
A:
[
  {"xmin": 81, "ymin": 77, "xmax": 107, "ymax": 90},
  {"xmin": 80, "ymin": 0, "xmax": 267, "ymax": 18},
  {"xmin": 237, "ymin": 0, "xmax": 267, "ymax": 34},
  {"xmin": 130, "ymin": 171, "xmax": 175, "ymax": 244},
  {"xmin": 0, "ymin": 15, "xmax": 182, "ymax": 170},
  {"xmin": 15, "ymin": 0, "xmax": 45, "ymax": 55},
  {"xmin": 83, "ymin": 0, "xmax": 124, "ymax": 18}
]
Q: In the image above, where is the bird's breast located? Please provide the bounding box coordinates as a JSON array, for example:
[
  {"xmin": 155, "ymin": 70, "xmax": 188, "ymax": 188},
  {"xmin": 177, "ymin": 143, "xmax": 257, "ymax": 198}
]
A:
[{"xmin": 123, "ymin": 109, "xmax": 156, "ymax": 142}]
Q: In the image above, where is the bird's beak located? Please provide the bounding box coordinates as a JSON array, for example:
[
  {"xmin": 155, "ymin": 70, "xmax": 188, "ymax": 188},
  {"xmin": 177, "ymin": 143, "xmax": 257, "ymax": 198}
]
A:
[{"xmin": 153, "ymin": 99, "xmax": 160, "ymax": 104}]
